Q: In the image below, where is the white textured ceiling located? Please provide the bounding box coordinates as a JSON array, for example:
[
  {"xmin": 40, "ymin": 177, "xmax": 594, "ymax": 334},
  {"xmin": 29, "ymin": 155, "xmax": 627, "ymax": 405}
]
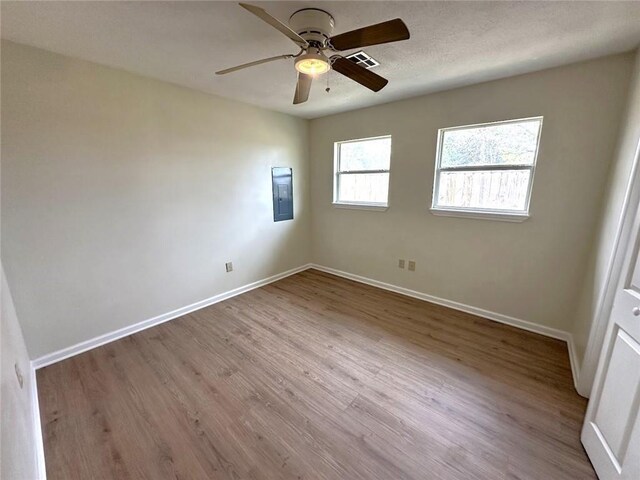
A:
[{"xmin": 2, "ymin": 1, "xmax": 640, "ymax": 119}]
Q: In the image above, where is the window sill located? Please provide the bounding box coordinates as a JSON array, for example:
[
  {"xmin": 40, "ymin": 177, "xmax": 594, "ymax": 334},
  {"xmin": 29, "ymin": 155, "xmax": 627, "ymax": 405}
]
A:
[
  {"xmin": 332, "ymin": 202, "xmax": 389, "ymax": 212},
  {"xmin": 430, "ymin": 207, "xmax": 529, "ymax": 223}
]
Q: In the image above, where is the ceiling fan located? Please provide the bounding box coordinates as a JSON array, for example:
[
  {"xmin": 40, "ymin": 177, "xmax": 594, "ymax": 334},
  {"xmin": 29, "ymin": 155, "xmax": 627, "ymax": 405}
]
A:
[{"xmin": 216, "ymin": 3, "xmax": 410, "ymax": 105}]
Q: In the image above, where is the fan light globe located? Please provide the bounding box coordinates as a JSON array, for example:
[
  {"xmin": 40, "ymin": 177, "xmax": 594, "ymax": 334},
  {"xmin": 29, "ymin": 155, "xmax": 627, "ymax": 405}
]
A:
[{"xmin": 295, "ymin": 53, "xmax": 330, "ymax": 75}]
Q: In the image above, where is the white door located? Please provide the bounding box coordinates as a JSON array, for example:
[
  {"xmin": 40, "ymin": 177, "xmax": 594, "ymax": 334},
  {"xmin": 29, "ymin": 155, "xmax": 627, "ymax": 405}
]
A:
[{"xmin": 582, "ymin": 199, "xmax": 640, "ymax": 479}]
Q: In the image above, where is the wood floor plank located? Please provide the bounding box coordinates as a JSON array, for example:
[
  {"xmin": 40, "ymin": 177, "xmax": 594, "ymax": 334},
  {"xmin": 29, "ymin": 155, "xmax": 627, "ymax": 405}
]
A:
[{"xmin": 37, "ymin": 269, "xmax": 596, "ymax": 479}]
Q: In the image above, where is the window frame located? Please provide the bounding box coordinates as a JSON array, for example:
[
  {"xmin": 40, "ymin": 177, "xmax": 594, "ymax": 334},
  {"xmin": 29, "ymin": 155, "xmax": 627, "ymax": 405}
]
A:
[
  {"xmin": 333, "ymin": 135, "xmax": 392, "ymax": 210},
  {"xmin": 430, "ymin": 116, "xmax": 543, "ymax": 222}
]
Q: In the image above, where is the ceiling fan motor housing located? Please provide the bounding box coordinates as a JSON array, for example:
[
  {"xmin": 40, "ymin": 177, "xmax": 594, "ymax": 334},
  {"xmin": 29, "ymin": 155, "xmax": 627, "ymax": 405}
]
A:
[{"xmin": 289, "ymin": 8, "xmax": 335, "ymax": 46}]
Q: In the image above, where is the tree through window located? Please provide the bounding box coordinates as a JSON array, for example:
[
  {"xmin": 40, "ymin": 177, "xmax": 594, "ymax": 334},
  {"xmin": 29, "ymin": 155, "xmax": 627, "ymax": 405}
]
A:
[{"xmin": 431, "ymin": 118, "xmax": 543, "ymax": 219}]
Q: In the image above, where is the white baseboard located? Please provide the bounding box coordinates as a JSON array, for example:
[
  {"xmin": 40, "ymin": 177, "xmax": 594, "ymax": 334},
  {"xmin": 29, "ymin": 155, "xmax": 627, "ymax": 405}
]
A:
[
  {"xmin": 566, "ymin": 336, "xmax": 586, "ymax": 397},
  {"xmin": 32, "ymin": 264, "xmax": 312, "ymax": 369},
  {"xmin": 310, "ymin": 264, "xmax": 570, "ymax": 339},
  {"xmin": 24, "ymin": 261, "xmax": 587, "ymax": 480},
  {"xmin": 31, "ymin": 261, "xmax": 583, "ymax": 396},
  {"xmin": 29, "ymin": 363, "xmax": 47, "ymax": 479},
  {"xmin": 565, "ymin": 338, "xmax": 582, "ymax": 397},
  {"xmin": 309, "ymin": 264, "xmax": 583, "ymax": 395}
]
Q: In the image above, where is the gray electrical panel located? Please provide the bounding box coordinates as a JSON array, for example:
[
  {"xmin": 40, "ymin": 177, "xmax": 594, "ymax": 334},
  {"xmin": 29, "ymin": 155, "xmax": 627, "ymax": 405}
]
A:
[{"xmin": 272, "ymin": 167, "xmax": 293, "ymax": 222}]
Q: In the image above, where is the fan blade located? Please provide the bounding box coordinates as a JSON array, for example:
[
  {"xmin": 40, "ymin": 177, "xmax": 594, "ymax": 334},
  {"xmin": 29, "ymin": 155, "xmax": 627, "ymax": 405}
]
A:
[
  {"xmin": 293, "ymin": 73, "xmax": 312, "ymax": 105},
  {"xmin": 239, "ymin": 3, "xmax": 308, "ymax": 47},
  {"xmin": 329, "ymin": 18, "xmax": 410, "ymax": 51},
  {"xmin": 216, "ymin": 54, "xmax": 293, "ymax": 75},
  {"xmin": 331, "ymin": 56, "xmax": 388, "ymax": 92}
]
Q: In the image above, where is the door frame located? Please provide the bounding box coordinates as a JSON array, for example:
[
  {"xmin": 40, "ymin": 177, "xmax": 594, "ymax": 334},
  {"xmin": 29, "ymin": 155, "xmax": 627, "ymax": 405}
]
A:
[{"xmin": 579, "ymin": 136, "xmax": 640, "ymax": 396}]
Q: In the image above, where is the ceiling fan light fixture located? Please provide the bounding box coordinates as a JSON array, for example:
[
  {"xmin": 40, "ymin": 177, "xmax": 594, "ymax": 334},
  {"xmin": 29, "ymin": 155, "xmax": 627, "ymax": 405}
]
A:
[
  {"xmin": 295, "ymin": 52, "xmax": 330, "ymax": 76},
  {"xmin": 220, "ymin": 4, "xmax": 410, "ymax": 104}
]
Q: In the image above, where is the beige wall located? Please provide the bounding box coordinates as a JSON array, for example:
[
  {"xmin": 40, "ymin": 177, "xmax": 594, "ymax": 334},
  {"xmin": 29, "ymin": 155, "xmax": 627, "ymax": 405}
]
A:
[
  {"xmin": 3, "ymin": 39, "xmax": 638, "ymax": 396},
  {"xmin": 310, "ymin": 54, "xmax": 633, "ymax": 333},
  {"xmin": 1, "ymin": 264, "xmax": 40, "ymax": 480},
  {"xmin": 1, "ymin": 41, "xmax": 311, "ymax": 359},
  {"xmin": 573, "ymin": 48, "xmax": 640, "ymax": 394}
]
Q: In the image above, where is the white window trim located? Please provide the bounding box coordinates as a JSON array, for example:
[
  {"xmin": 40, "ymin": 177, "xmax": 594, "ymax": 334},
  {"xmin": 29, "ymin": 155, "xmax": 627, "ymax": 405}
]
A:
[
  {"xmin": 429, "ymin": 207, "xmax": 529, "ymax": 222},
  {"xmin": 333, "ymin": 135, "xmax": 392, "ymax": 209},
  {"xmin": 430, "ymin": 116, "xmax": 543, "ymax": 222},
  {"xmin": 333, "ymin": 202, "xmax": 389, "ymax": 211}
]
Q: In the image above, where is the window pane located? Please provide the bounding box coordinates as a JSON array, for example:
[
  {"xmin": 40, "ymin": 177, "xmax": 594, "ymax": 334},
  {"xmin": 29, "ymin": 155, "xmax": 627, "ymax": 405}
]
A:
[
  {"xmin": 338, "ymin": 173, "xmax": 389, "ymax": 204},
  {"xmin": 436, "ymin": 170, "xmax": 531, "ymax": 211},
  {"xmin": 441, "ymin": 119, "xmax": 541, "ymax": 168},
  {"xmin": 339, "ymin": 137, "xmax": 391, "ymax": 172}
]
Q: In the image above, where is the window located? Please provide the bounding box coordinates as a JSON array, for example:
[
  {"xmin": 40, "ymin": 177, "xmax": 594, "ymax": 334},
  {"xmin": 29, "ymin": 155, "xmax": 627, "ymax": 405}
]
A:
[
  {"xmin": 431, "ymin": 117, "xmax": 542, "ymax": 221},
  {"xmin": 333, "ymin": 136, "xmax": 391, "ymax": 209}
]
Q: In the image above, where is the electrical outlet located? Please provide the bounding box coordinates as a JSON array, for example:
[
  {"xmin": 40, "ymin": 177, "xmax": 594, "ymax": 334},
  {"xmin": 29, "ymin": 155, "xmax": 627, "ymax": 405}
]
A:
[
  {"xmin": 398, "ymin": 259, "xmax": 405, "ymax": 269},
  {"xmin": 225, "ymin": 262, "xmax": 233, "ymax": 273},
  {"xmin": 15, "ymin": 363, "xmax": 24, "ymax": 389},
  {"xmin": 408, "ymin": 261, "xmax": 416, "ymax": 272}
]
